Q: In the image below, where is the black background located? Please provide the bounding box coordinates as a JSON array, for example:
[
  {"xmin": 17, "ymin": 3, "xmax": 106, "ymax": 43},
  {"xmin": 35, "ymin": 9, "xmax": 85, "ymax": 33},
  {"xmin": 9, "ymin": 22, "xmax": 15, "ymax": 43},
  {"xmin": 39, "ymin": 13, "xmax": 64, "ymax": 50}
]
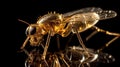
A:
[{"xmin": 10, "ymin": 0, "xmax": 120, "ymax": 67}]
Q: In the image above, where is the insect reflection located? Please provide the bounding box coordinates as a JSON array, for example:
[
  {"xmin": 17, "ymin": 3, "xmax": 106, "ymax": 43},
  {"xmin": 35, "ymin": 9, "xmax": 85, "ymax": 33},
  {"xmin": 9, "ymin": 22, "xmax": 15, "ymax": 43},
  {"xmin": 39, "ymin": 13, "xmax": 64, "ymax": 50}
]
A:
[
  {"xmin": 18, "ymin": 7, "xmax": 120, "ymax": 67},
  {"xmin": 23, "ymin": 45, "xmax": 116, "ymax": 67},
  {"xmin": 64, "ymin": 46, "xmax": 115, "ymax": 67},
  {"xmin": 23, "ymin": 48, "xmax": 69, "ymax": 67}
]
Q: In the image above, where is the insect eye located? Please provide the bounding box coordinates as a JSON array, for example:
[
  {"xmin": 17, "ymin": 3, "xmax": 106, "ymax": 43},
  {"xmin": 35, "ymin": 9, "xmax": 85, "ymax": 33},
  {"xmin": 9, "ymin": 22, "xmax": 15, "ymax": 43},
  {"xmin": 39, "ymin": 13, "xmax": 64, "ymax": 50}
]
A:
[{"xmin": 26, "ymin": 26, "xmax": 36, "ymax": 36}]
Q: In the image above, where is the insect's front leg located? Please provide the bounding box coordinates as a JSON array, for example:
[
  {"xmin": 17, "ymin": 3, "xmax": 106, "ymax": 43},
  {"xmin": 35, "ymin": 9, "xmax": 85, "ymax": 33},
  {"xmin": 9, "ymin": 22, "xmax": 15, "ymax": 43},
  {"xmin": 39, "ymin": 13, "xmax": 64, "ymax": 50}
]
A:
[
  {"xmin": 41, "ymin": 31, "xmax": 52, "ymax": 61},
  {"xmin": 21, "ymin": 37, "xmax": 30, "ymax": 49}
]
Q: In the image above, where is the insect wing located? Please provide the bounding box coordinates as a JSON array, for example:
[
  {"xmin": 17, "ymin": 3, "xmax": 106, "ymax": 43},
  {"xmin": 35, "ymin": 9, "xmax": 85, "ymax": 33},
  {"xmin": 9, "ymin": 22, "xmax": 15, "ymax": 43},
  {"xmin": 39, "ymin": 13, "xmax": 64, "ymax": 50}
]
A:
[
  {"xmin": 96, "ymin": 10, "xmax": 117, "ymax": 20},
  {"xmin": 63, "ymin": 7, "xmax": 102, "ymax": 17},
  {"xmin": 63, "ymin": 7, "xmax": 117, "ymax": 20}
]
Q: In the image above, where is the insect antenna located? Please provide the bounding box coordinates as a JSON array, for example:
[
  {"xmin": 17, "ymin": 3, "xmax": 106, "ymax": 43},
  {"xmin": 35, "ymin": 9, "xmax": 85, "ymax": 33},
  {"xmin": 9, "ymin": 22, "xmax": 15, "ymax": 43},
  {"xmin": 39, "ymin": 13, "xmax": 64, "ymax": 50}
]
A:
[{"xmin": 18, "ymin": 19, "xmax": 30, "ymax": 25}]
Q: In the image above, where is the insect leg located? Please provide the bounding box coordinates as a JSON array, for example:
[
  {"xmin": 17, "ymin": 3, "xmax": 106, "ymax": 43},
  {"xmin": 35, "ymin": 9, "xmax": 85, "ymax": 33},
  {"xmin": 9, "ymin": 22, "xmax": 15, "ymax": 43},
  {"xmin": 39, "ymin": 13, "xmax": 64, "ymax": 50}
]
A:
[
  {"xmin": 72, "ymin": 28, "xmax": 96, "ymax": 64},
  {"xmin": 86, "ymin": 26, "xmax": 120, "ymax": 41},
  {"xmin": 52, "ymin": 55, "xmax": 61, "ymax": 67},
  {"xmin": 40, "ymin": 43, "xmax": 45, "ymax": 49},
  {"xmin": 81, "ymin": 63, "xmax": 85, "ymax": 67},
  {"xmin": 73, "ymin": 28, "xmax": 89, "ymax": 53},
  {"xmin": 80, "ymin": 63, "xmax": 90, "ymax": 67},
  {"xmin": 86, "ymin": 63, "xmax": 90, "ymax": 67},
  {"xmin": 60, "ymin": 53, "xmax": 70, "ymax": 67},
  {"xmin": 23, "ymin": 49, "xmax": 34, "ymax": 67},
  {"xmin": 37, "ymin": 31, "xmax": 52, "ymax": 67},
  {"xmin": 39, "ymin": 59, "xmax": 49, "ymax": 67},
  {"xmin": 97, "ymin": 36, "xmax": 119, "ymax": 52},
  {"xmin": 56, "ymin": 35, "xmax": 60, "ymax": 50},
  {"xmin": 56, "ymin": 35, "xmax": 70, "ymax": 67},
  {"xmin": 21, "ymin": 37, "xmax": 30, "ymax": 49},
  {"xmin": 86, "ymin": 30, "xmax": 98, "ymax": 41},
  {"xmin": 93, "ymin": 26, "xmax": 120, "ymax": 36},
  {"xmin": 91, "ymin": 26, "xmax": 120, "ymax": 51},
  {"xmin": 42, "ymin": 31, "xmax": 52, "ymax": 60},
  {"xmin": 22, "ymin": 48, "xmax": 30, "ymax": 57}
]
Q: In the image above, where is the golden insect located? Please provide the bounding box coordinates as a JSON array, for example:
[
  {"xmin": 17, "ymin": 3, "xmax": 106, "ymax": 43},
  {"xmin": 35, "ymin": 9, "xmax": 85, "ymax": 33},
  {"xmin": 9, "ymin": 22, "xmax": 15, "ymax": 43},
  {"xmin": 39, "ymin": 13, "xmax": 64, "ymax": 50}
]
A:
[{"xmin": 18, "ymin": 7, "xmax": 120, "ymax": 67}]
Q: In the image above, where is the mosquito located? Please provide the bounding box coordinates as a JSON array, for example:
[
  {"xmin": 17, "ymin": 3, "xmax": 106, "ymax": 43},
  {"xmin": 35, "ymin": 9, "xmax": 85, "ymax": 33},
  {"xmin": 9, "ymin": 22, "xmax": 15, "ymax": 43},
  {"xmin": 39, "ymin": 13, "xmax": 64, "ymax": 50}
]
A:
[{"xmin": 18, "ymin": 7, "xmax": 120, "ymax": 65}]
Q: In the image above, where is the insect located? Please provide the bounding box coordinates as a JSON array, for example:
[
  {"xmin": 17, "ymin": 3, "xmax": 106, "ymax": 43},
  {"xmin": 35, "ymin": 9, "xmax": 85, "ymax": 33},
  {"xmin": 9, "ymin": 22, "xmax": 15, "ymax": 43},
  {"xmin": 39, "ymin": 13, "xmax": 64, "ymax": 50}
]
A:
[{"xmin": 18, "ymin": 7, "xmax": 120, "ymax": 67}]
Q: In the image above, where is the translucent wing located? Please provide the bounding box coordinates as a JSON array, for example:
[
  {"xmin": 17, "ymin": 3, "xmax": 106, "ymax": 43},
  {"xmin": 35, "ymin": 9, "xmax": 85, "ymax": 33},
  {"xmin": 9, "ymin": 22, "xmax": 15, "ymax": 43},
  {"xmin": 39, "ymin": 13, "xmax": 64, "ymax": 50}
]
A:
[
  {"xmin": 63, "ymin": 7, "xmax": 117, "ymax": 20},
  {"xmin": 96, "ymin": 10, "xmax": 117, "ymax": 20},
  {"xmin": 63, "ymin": 7, "xmax": 103, "ymax": 17}
]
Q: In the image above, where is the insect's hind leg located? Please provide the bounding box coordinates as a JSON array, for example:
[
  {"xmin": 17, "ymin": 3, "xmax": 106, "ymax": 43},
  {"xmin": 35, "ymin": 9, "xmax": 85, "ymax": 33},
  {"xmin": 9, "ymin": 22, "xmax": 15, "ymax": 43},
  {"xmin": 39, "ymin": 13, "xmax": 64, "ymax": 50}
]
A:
[
  {"xmin": 97, "ymin": 36, "xmax": 119, "ymax": 52},
  {"xmin": 86, "ymin": 26, "xmax": 120, "ymax": 51},
  {"xmin": 86, "ymin": 30, "xmax": 98, "ymax": 41},
  {"xmin": 86, "ymin": 26, "xmax": 120, "ymax": 41},
  {"xmin": 93, "ymin": 26, "xmax": 120, "ymax": 36}
]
